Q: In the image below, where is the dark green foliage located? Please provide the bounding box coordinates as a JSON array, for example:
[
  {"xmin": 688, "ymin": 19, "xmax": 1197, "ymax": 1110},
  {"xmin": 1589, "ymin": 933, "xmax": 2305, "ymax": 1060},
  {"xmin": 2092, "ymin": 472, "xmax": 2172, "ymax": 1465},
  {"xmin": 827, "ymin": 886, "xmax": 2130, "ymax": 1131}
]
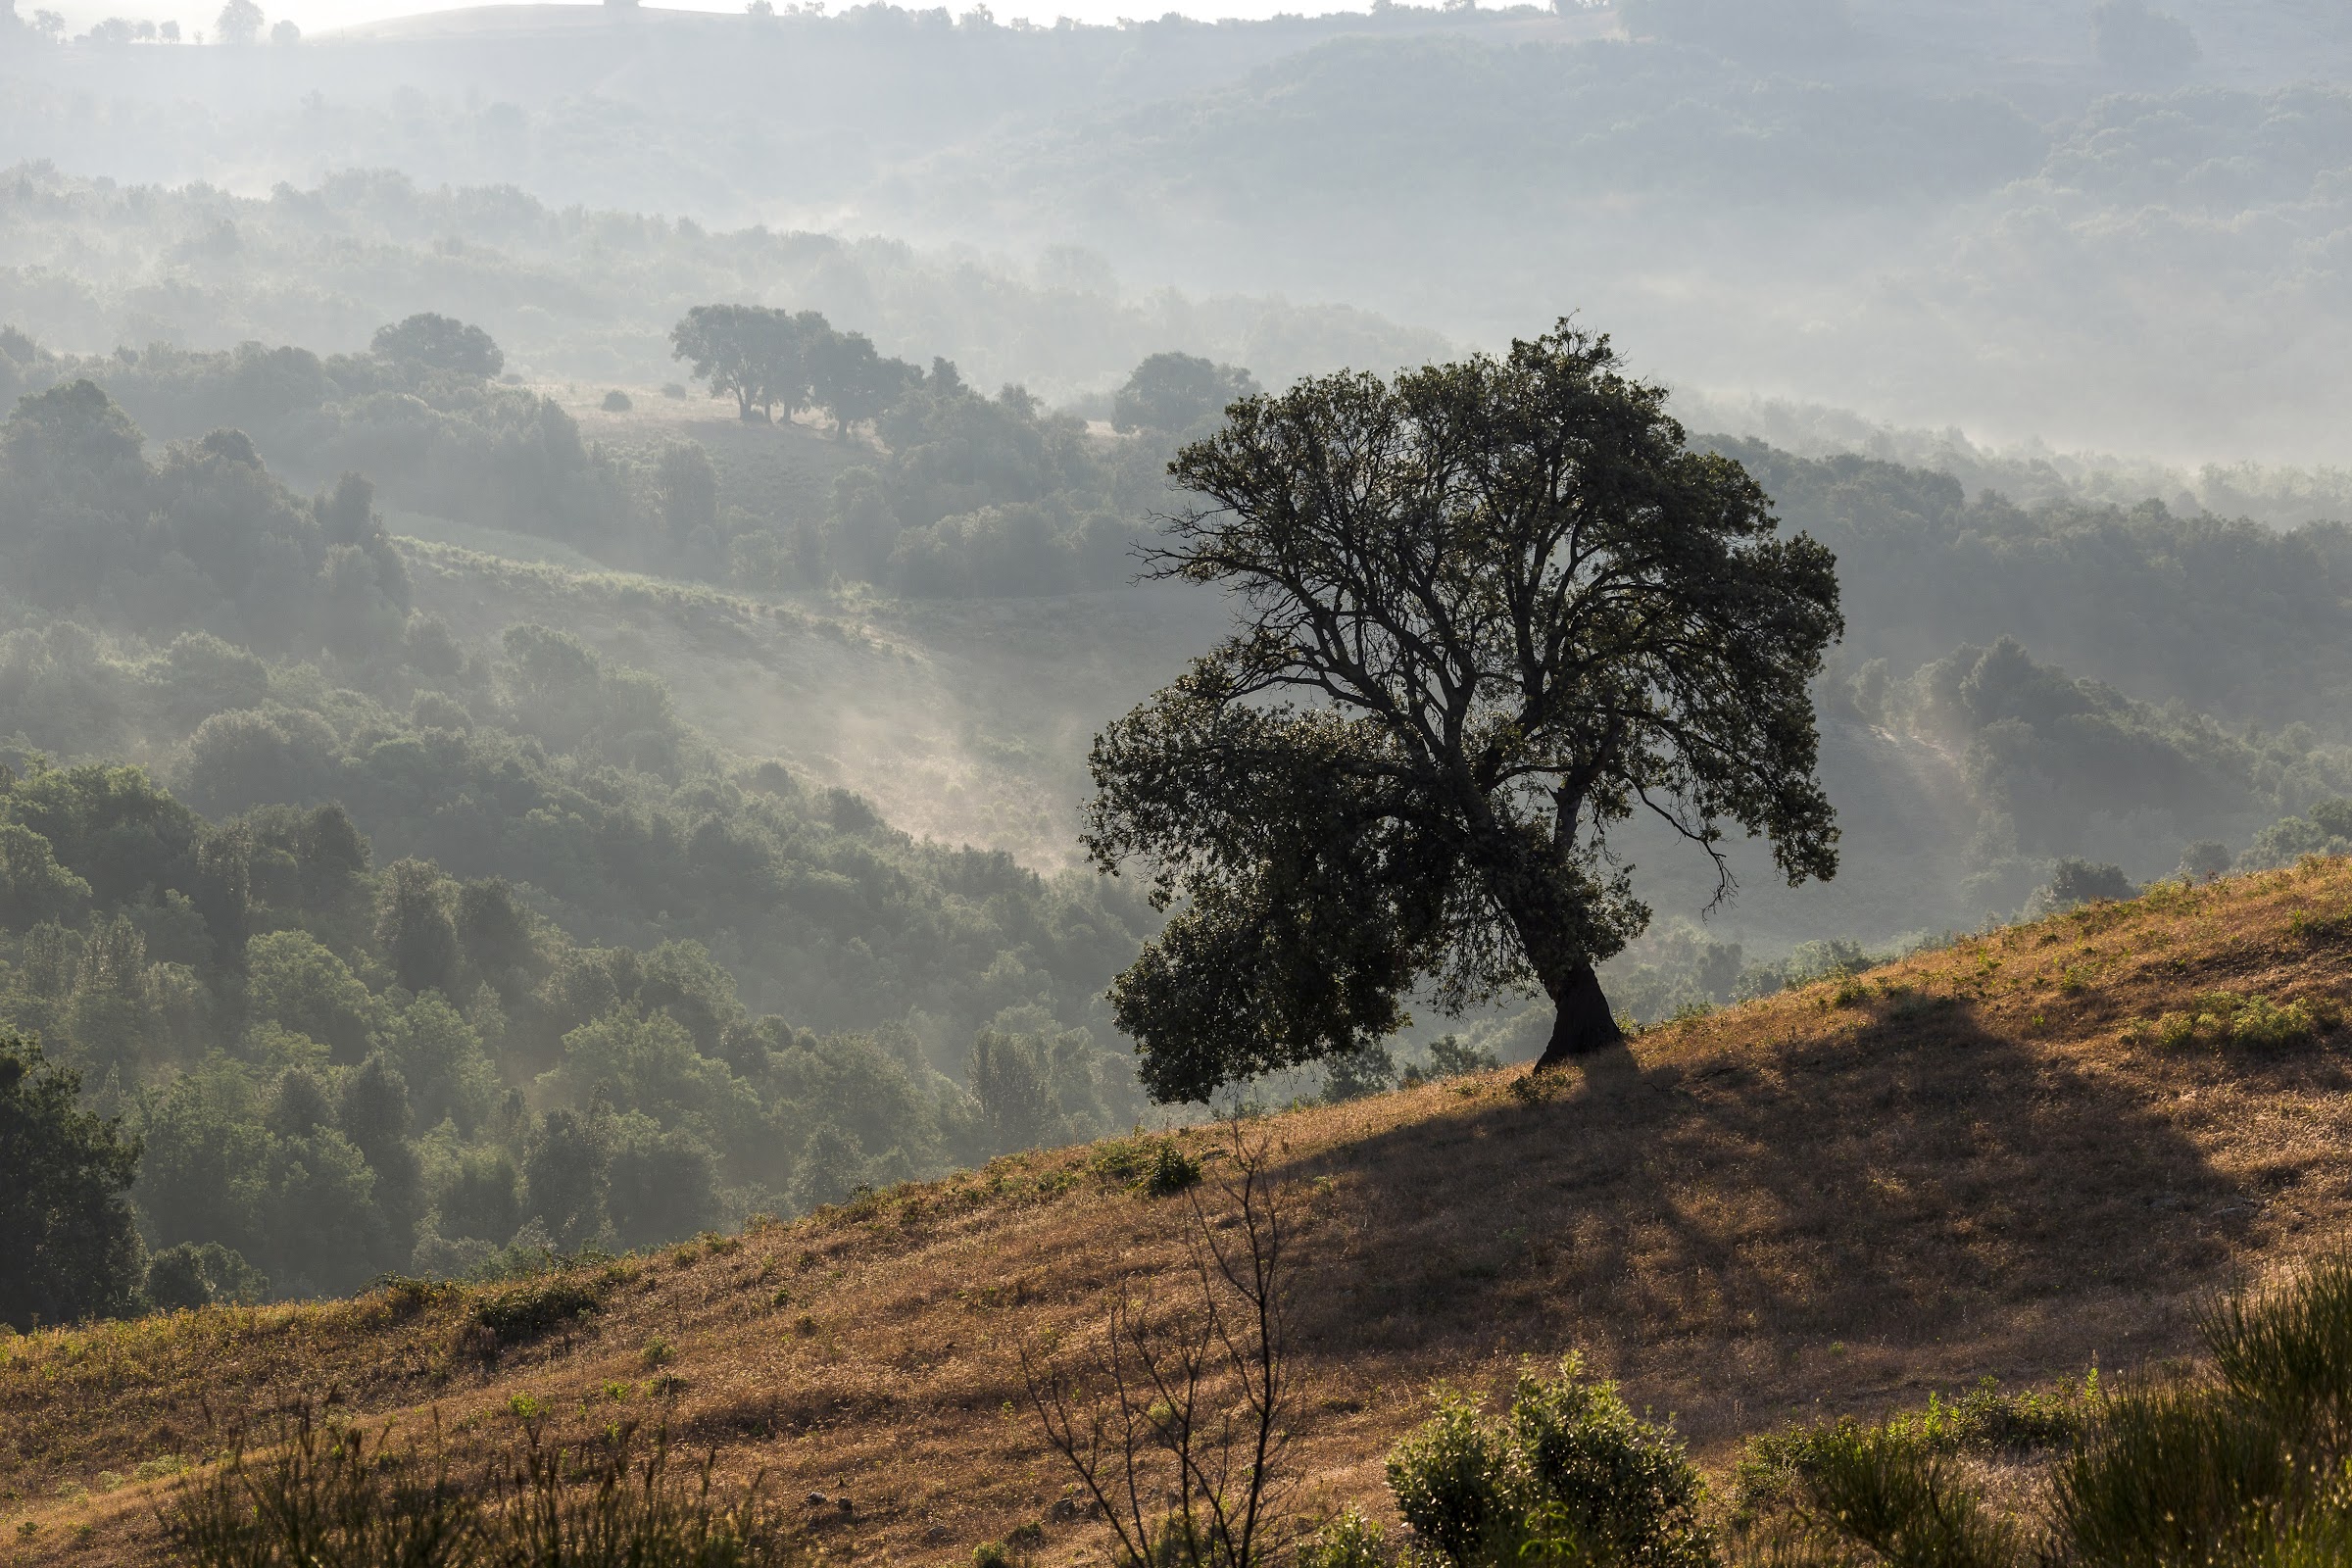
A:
[
  {"xmin": 2240, "ymin": 799, "xmax": 2352, "ymax": 871},
  {"xmin": 471, "ymin": 1274, "xmax": 603, "ymax": 1348},
  {"xmin": 0, "ymin": 382, "xmax": 413, "ymax": 661},
  {"xmin": 858, "ymin": 374, "xmax": 1152, "ymax": 598},
  {"xmin": 523, "ymin": 1108, "xmax": 610, "ymax": 1251},
  {"xmin": 2054, "ymin": 1384, "xmax": 2294, "ymax": 1568},
  {"xmin": 0, "ymin": 1036, "xmax": 145, "ymax": 1329},
  {"xmin": 33, "ymin": 339, "xmax": 642, "ymax": 565},
  {"xmin": 1734, "ymin": 1378, "xmax": 2089, "ymax": 1518},
  {"xmin": 789, "ymin": 1124, "xmax": 868, "ymax": 1211},
  {"xmin": 143, "ymin": 1240, "xmax": 266, "ymax": 1310},
  {"xmin": 1321, "ymin": 1042, "xmax": 1396, "ymax": 1102},
  {"xmin": 0, "ymin": 327, "xmax": 1156, "ymax": 1302},
  {"xmin": 1140, "ymin": 1141, "xmax": 1202, "ymax": 1198},
  {"xmin": 1770, "ymin": 1426, "xmax": 2016, "ymax": 1568},
  {"xmin": 2035, "ymin": 858, "xmax": 2137, "ymax": 914},
  {"xmin": 1420, "ymin": 1035, "xmax": 1499, "ymax": 1081},
  {"xmin": 968, "ymin": 1028, "xmax": 1057, "ymax": 1152},
  {"xmin": 1087, "ymin": 323, "xmax": 1840, "ymax": 1096},
  {"xmin": 436, "ymin": 1149, "xmax": 522, "ymax": 1247},
  {"xmin": 670, "ymin": 302, "xmax": 829, "ymax": 422},
  {"xmin": 1385, "ymin": 1354, "xmax": 1716, "ymax": 1568},
  {"xmin": 1088, "ymin": 1135, "xmax": 1201, "ymax": 1197},
  {"xmin": 1111, "ymin": 352, "xmax": 1259, "ymax": 437},
  {"xmin": 1764, "ymin": 1259, "xmax": 2352, "ymax": 1567},
  {"xmin": 378, "ymin": 858, "xmax": 462, "ymax": 996},
  {"xmin": 606, "ymin": 1120, "xmax": 723, "ymax": 1250}
]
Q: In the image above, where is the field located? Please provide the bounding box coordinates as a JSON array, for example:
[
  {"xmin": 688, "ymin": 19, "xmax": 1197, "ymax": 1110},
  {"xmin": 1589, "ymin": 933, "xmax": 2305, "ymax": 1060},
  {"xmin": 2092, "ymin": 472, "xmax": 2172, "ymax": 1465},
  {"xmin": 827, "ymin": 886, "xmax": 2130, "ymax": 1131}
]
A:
[{"xmin": 16, "ymin": 859, "xmax": 2352, "ymax": 1563}]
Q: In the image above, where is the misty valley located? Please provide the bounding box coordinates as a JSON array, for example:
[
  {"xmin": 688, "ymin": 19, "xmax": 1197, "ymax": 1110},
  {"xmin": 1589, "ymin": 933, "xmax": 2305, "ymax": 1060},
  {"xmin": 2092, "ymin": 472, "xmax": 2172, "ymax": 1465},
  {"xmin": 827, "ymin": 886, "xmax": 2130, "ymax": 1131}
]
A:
[{"xmin": 10, "ymin": 2, "xmax": 2352, "ymax": 1565}]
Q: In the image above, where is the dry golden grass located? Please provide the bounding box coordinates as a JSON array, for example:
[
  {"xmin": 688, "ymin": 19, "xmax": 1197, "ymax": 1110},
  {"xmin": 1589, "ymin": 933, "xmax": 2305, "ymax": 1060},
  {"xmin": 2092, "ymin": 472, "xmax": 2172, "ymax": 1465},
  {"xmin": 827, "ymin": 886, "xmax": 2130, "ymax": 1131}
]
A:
[{"xmin": 18, "ymin": 859, "xmax": 2352, "ymax": 1565}]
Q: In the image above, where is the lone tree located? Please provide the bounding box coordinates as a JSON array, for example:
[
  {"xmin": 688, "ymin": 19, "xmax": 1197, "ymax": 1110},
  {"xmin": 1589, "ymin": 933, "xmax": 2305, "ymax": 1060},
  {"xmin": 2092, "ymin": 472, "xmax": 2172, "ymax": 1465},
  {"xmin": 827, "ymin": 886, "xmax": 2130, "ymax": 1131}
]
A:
[
  {"xmin": 670, "ymin": 304, "xmax": 824, "ymax": 422},
  {"xmin": 1084, "ymin": 323, "xmax": 1840, "ymax": 1101}
]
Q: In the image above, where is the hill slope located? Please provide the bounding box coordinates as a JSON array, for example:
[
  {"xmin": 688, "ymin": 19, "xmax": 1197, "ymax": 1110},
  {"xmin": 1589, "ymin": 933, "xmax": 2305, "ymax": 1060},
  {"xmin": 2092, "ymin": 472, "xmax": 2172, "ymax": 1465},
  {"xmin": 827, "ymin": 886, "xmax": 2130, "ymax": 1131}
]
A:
[{"xmin": 15, "ymin": 859, "xmax": 2352, "ymax": 1563}]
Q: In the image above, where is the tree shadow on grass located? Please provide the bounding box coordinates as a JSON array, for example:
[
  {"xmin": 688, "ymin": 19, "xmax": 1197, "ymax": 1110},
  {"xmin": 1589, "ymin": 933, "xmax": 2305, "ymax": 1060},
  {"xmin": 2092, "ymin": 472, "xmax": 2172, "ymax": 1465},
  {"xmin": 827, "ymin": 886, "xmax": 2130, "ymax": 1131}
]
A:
[{"xmin": 1289, "ymin": 996, "xmax": 2247, "ymax": 1438}]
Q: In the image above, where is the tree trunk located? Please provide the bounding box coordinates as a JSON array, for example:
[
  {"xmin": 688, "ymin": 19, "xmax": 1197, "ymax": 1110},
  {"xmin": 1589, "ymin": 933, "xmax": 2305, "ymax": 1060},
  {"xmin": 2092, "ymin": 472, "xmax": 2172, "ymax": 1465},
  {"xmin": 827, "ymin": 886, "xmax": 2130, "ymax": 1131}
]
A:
[{"xmin": 1536, "ymin": 961, "xmax": 1623, "ymax": 1067}]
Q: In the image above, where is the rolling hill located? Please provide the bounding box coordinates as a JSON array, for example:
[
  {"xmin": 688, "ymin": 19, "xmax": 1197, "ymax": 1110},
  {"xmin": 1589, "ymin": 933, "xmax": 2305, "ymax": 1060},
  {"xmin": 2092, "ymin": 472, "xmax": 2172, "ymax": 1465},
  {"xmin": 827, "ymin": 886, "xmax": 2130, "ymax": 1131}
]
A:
[{"xmin": 13, "ymin": 857, "xmax": 2352, "ymax": 1563}]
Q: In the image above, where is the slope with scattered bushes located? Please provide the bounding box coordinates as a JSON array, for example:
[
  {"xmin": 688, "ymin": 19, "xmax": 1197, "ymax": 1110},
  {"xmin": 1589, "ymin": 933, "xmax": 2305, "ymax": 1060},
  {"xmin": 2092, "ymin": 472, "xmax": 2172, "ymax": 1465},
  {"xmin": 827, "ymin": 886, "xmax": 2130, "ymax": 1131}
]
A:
[{"xmin": 17, "ymin": 858, "xmax": 2352, "ymax": 1561}]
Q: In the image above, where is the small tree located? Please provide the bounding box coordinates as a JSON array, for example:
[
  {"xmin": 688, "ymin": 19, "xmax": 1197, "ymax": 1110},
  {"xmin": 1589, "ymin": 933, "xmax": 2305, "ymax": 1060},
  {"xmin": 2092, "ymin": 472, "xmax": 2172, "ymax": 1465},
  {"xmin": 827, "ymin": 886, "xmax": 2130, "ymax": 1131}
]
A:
[
  {"xmin": 655, "ymin": 441, "xmax": 719, "ymax": 539},
  {"xmin": 370, "ymin": 313, "xmax": 504, "ymax": 379},
  {"xmin": 669, "ymin": 304, "xmax": 822, "ymax": 423},
  {"xmin": 214, "ymin": 0, "xmax": 261, "ymax": 43},
  {"xmin": 1113, "ymin": 351, "xmax": 1259, "ymax": 436},
  {"xmin": 1085, "ymin": 322, "xmax": 1840, "ymax": 1096},
  {"xmin": 1024, "ymin": 1129, "xmax": 1292, "ymax": 1568},
  {"xmin": 0, "ymin": 1037, "xmax": 145, "ymax": 1329},
  {"xmin": 377, "ymin": 858, "xmax": 460, "ymax": 996},
  {"xmin": 808, "ymin": 328, "xmax": 918, "ymax": 440},
  {"xmin": 968, "ymin": 1028, "xmax": 1056, "ymax": 1152}
]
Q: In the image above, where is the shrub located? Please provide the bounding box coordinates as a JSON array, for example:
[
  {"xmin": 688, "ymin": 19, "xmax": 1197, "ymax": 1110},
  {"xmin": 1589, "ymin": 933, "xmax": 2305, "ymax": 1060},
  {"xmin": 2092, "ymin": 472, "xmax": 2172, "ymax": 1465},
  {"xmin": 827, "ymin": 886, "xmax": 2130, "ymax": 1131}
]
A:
[
  {"xmin": 1773, "ymin": 1425, "xmax": 2016, "ymax": 1568},
  {"xmin": 1299, "ymin": 1507, "xmax": 1394, "ymax": 1568},
  {"xmin": 144, "ymin": 1241, "xmax": 268, "ymax": 1310},
  {"xmin": 1780, "ymin": 1256, "xmax": 2352, "ymax": 1568},
  {"xmin": 2052, "ymin": 1382, "xmax": 2295, "ymax": 1567},
  {"xmin": 1410, "ymin": 1035, "xmax": 1500, "ymax": 1085},
  {"xmin": 1142, "ymin": 1141, "xmax": 1203, "ymax": 1197},
  {"xmin": 2149, "ymin": 991, "xmax": 2340, "ymax": 1052},
  {"xmin": 1386, "ymin": 1355, "xmax": 1716, "ymax": 1568},
  {"xmin": 1090, "ymin": 1136, "xmax": 1201, "ymax": 1197},
  {"xmin": 1735, "ymin": 1376, "xmax": 2087, "ymax": 1515},
  {"xmin": 469, "ymin": 1275, "xmax": 601, "ymax": 1348},
  {"xmin": 601, "ymin": 390, "xmax": 633, "ymax": 413}
]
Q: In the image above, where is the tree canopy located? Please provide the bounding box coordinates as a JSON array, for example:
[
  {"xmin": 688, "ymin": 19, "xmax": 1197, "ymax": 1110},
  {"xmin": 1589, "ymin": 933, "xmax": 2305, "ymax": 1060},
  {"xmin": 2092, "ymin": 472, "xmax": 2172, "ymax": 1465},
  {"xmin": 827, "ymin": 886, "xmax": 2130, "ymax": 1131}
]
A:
[
  {"xmin": 0, "ymin": 1037, "xmax": 144, "ymax": 1330},
  {"xmin": 1084, "ymin": 322, "xmax": 1843, "ymax": 1101},
  {"xmin": 670, "ymin": 304, "xmax": 818, "ymax": 422},
  {"xmin": 369, "ymin": 314, "xmax": 505, "ymax": 379},
  {"xmin": 1112, "ymin": 352, "xmax": 1260, "ymax": 437}
]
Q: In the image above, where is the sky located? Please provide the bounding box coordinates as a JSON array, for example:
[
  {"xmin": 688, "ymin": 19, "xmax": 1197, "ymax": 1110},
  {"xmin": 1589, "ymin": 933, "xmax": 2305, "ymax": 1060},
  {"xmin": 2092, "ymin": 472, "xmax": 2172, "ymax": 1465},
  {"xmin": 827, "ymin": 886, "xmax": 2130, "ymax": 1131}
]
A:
[{"xmin": 52, "ymin": 0, "xmax": 1385, "ymax": 37}]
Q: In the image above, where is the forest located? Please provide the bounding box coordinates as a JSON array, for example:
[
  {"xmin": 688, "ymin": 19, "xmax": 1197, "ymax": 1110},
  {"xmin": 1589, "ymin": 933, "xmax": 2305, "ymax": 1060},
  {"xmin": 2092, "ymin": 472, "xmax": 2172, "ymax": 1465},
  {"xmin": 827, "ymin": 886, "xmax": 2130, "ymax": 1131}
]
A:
[
  {"xmin": 16, "ymin": 4, "xmax": 2352, "ymax": 1564},
  {"xmin": 5, "ymin": 293, "xmax": 2352, "ymax": 1312}
]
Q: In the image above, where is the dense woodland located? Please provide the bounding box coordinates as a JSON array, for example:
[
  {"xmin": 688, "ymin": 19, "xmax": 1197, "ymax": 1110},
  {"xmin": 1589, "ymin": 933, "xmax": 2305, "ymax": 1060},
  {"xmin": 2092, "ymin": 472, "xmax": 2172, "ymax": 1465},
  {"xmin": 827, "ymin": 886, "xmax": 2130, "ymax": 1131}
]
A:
[
  {"xmin": 0, "ymin": 366, "xmax": 1188, "ymax": 1308},
  {"xmin": 5, "ymin": 0, "xmax": 2352, "ymax": 1306}
]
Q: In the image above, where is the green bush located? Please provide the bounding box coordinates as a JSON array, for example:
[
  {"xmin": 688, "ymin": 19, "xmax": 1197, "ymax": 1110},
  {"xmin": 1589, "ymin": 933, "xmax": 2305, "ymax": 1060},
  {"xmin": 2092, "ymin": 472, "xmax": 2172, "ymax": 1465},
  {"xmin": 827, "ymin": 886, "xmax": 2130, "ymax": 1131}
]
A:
[
  {"xmin": 1385, "ymin": 1355, "xmax": 1716, "ymax": 1568},
  {"xmin": 1771, "ymin": 1256, "xmax": 2352, "ymax": 1568},
  {"xmin": 1734, "ymin": 1376, "xmax": 2088, "ymax": 1514},
  {"xmin": 1090, "ymin": 1136, "xmax": 1202, "ymax": 1197},
  {"xmin": 1299, "ymin": 1507, "xmax": 1393, "ymax": 1568},
  {"xmin": 2150, "ymin": 991, "xmax": 2341, "ymax": 1051},
  {"xmin": 469, "ymin": 1274, "xmax": 601, "ymax": 1348},
  {"xmin": 1746, "ymin": 1422, "xmax": 2016, "ymax": 1568}
]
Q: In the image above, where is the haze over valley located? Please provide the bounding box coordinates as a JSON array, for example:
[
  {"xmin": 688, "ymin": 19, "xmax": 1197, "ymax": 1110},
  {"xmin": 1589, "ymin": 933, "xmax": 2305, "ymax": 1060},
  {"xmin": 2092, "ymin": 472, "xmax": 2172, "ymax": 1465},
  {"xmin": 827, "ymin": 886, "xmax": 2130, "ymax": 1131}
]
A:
[{"xmin": 12, "ymin": 4, "xmax": 2352, "ymax": 1564}]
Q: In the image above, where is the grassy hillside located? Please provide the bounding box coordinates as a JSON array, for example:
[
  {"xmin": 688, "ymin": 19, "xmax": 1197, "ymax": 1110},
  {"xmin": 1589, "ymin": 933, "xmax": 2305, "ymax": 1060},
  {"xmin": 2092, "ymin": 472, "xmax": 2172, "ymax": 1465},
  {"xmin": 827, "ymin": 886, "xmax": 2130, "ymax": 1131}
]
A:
[{"xmin": 16, "ymin": 858, "xmax": 2352, "ymax": 1562}]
